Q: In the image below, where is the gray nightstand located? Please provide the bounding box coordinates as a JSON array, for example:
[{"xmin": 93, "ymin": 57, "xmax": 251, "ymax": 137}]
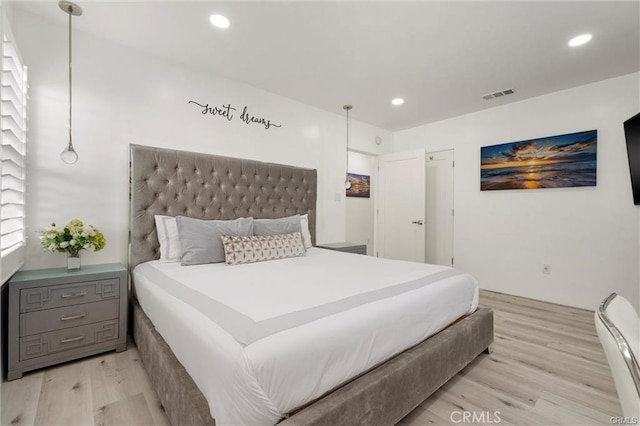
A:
[
  {"xmin": 317, "ymin": 242, "xmax": 367, "ymax": 255},
  {"xmin": 7, "ymin": 263, "xmax": 128, "ymax": 380}
]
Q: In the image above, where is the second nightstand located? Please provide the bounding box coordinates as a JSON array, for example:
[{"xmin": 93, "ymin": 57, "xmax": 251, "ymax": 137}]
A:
[
  {"xmin": 316, "ymin": 242, "xmax": 367, "ymax": 255},
  {"xmin": 7, "ymin": 263, "xmax": 128, "ymax": 380}
]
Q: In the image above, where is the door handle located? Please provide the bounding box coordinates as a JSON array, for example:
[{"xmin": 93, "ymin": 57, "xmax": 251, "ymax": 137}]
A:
[{"xmin": 411, "ymin": 220, "xmax": 424, "ymax": 225}]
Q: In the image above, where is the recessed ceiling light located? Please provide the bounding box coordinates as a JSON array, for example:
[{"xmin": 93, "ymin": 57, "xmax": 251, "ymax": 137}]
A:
[
  {"xmin": 210, "ymin": 14, "xmax": 230, "ymax": 29},
  {"xmin": 391, "ymin": 98, "xmax": 404, "ymax": 106},
  {"xmin": 568, "ymin": 34, "xmax": 592, "ymax": 47}
]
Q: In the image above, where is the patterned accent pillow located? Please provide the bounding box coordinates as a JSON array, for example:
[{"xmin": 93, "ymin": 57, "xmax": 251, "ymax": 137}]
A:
[{"xmin": 221, "ymin": 232, "xmax": 305, "ymax": 265}]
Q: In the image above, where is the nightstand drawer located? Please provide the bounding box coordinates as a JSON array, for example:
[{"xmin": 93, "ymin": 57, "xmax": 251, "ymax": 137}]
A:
[
  {"xmin": 20, "ymin": 299, "xmax": 119, "ymax": 337},
  {"xmin": 20, "ymin": 279, "xmax": 119, "ymax": 313},
  {"xmin": 20, "ymin": 319, "xmax": 119, "ymax": 361}
]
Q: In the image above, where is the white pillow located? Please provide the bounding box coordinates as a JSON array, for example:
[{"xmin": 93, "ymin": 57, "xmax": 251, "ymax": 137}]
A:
[
  {"xmin": 155, "ymin": 215, "xmax": 181, "ymax": 262},
  {"xmin": 300, "ymin": 214, "xmax": 313, "ymax": 249}
]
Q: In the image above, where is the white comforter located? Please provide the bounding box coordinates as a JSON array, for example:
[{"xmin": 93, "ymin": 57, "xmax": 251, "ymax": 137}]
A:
[{"xmin": 133, "ymin": 248, "xmax": 478, "ymax": 425}]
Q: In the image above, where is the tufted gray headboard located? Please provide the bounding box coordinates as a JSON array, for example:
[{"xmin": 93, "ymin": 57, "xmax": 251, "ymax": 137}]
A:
[{"xmin": 129, "ymin": 144, "xmax": 317, "ymax": 268}]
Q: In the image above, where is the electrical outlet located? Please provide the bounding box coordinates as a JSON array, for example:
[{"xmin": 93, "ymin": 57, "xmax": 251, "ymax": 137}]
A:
[{"xmin": 542, "ymin": 264, "xmax": 551, "ymax": 274}]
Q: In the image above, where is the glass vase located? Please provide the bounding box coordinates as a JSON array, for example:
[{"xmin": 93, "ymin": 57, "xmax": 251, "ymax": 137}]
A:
[{"xmin": 67, "ymin": 253, "xmax": 81, "ymax": 271}]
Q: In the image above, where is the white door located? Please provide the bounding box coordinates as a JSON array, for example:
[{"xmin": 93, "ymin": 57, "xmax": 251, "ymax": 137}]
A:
[
  {"xmin": 426, "ymin": 150, "xmax": 454, "ymax": 266},
  {"xmin": 376, "ymin": 150, "xmax": 425, "ymax": 262}
]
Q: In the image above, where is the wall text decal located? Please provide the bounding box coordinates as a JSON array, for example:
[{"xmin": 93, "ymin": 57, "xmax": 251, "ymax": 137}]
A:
[{"xmin": 188, "ymin": 100, "xmax": 282, "ymax": 130}]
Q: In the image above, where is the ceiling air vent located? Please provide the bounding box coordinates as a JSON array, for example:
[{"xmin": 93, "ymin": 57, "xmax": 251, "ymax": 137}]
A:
[{"xmin": 482, "ymin": 88, "xmax": 515, "ymax": 100}]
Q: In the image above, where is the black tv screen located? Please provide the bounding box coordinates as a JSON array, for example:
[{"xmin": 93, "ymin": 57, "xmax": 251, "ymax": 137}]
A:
[{"xmin": 624, "ymin": 112, "xmax": 640, "ymax": 205}]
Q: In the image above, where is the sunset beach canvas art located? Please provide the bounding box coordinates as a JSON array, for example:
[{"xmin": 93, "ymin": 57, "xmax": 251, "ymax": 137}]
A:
[
  {"xmin": 346, "ymin": 173, "xmax": 371, "ymax": 197},
  {"xmin": 481, "ymin": 130, "xmax": 597, "ymax": 191}
]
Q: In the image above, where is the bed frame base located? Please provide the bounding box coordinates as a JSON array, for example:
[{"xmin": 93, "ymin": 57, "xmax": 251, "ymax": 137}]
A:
[
  {"xmin": 132, "ymin": 299, "xmax": 214, "ymax": 426},
  {"xmin": 132, "ymin": 298, "xmax": 493, "ymax": 426},
  {"xmin": 280, "ymin": 306, "xmax": 493, "ymax": 426}
]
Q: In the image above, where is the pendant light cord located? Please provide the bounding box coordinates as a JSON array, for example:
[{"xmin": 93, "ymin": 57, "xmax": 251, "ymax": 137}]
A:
[
  {"xmin": 59, "ymin": 1, "xmax": 82, "ymax": 164},
  {"xmin": 346, "ymin": 107, "xmax": 349, "ymax": 173},
  {"xmin": 68, "ymin": 6, "xmax": 73, "ymax": 150},
  {"xmin": 343, "ymin": 105, "xmax": 352, "ymax": 179}
]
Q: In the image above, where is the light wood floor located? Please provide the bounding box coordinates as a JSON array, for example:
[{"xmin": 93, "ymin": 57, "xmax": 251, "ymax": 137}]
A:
[
  {"xmin": 1, "ymin": 290, "xmax": 621, "ymax": 425},
  {"xmin": 400, "ymin": 290, "xmax": 621, "ymax": 426}
]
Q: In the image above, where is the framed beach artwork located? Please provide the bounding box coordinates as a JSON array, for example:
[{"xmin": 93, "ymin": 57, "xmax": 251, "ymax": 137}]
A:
[
  {"xmin": 346, "ymin": 173, "xmax": 371, "ymax": 198},
  {"xmin": 480, "ymin": 130, "xmax": 597, "ymax": 191}
]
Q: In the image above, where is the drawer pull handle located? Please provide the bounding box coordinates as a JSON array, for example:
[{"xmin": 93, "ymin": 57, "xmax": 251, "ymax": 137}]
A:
[
  {"xmin": 61, "ymin": 292, "xmax": 86, "ymax": 299},
  {"xmin": 60, "ymin": 313, "xmax": 86, "ymax": 321},
  {"xmin": 60, "ymin": 336, "xmax": 85, "ymax": 344}
]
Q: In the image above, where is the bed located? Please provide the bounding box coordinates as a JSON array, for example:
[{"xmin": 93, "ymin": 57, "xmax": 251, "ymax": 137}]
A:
[{"xmin": 129, "ymin": 144, "xmax": 493, "ymax": 426}]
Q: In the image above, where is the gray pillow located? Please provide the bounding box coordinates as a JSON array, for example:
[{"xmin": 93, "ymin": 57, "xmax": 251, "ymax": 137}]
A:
[
  {"xmin": 254, "ymin": 214, "xmax": 302, "ymax": 236},
  {"xmin": 176, "ymin": 216, "xmax": 254, "ymax": 265}
]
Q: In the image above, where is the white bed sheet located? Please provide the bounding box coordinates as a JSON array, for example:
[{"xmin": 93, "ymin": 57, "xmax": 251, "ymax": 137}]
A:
[
  {"xmin": 133, "ymin": 248, "xmax": 479, "ymax": 426},
  {"xmin": 134, "ymin": 248, "xmax": 468, "ymax": 344}
]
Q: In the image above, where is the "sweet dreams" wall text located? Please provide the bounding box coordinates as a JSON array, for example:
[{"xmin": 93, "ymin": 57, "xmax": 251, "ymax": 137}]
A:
[{"xmin": 188, "ymin": 100, "xmax": 282, "ymax": 130}]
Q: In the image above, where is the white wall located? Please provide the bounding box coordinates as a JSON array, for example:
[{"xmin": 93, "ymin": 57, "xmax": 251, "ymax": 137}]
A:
[
  {"xmin": 345, "ymin": 151, "xmax": 375, "ymax": 254},
  {"xmin": 395, "ymin": 73, "xmax": 640, "ymax": 310},
  {"xmin": 14, "ymin": 6, "xmax": 638, "ymax": 311},
  {"xmin": 13, "ymin": 8, "xmax": 393, "ymax": 270}
]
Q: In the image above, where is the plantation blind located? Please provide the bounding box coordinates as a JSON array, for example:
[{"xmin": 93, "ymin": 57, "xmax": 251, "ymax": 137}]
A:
[{"xmin": 0, "ymin": 11, "xmax": 27, "ymax": 284}]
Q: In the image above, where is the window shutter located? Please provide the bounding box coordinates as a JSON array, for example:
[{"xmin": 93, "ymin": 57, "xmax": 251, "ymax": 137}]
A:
[{"xmin": 1, "ymin": 11, "xmax": 27, "ymax": 284}]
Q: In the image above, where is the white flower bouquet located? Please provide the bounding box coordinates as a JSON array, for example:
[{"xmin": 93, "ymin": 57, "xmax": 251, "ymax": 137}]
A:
[{"xmin": 40, "ymin": 219, "xmax": 106, "ymax": 257}]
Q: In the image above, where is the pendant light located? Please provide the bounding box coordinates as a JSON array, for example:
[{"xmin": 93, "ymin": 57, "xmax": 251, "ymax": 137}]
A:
[
  {"xmin": 59, "ymin": 1, "xmax": 82, "ymax": 164},
  {"xmin": 343, "ymin": 105, "xmax": 352, "ymax": 190}
]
